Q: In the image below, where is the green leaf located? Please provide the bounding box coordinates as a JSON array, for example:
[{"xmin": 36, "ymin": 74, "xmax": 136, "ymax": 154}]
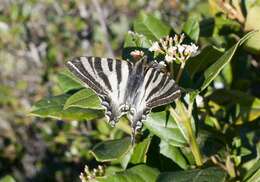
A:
[
  {"xmin": 63, "ymin": 88, "xmax": 103, "ymax": 110},
  {"xmin": 90, "ymin": 137, "xmax": 131, "ymax": 162},
  {"xmin": 243, "ymin": 160, "xmax": 260, "ymax": 182},
  {"xmin": 133, "ymin": 12, "xmax": 171, "ymax": 41},
  {"xmin": 244, "ymin": 31, "xmax": 260, "ymax": 54},
  {"xmin": 199, "ymin": 31, "xmax": 256, "ymax": 91},
  {"xmin": 57, "ymin": 69, "xmax": 83, "ymax": 93},
  {"xmin": 119, "ymin": 147, "xmax": 134, "ymax": 169},
  {"xmin": 245, "ymin": 170, "xmax": 260, "ymax": 182},
  {"xmin": 170, "ymin": 100, "xmax": 196, "ymax": 139},
  {"xmin": 144, "ymin": 111, "xmax": 187, "ymax": 147},
  {"xmin": 98, "ymin": 164, "xmax": 159, "ymax": 182},
  {"xmin": 30, "ymin": 94, "xmax": 103, "ymax": 120},
  {"xmin": 245, "ymin": 6, "xmax": 260, "ymax": 31},
  {"xmin": 182, "ymin": 17, "xmax": 200, "ymax": 42},
  {"xmin": 187, "ymin": 46, "xmax": 222, "ymax": 80},
  {"xmin": 123, "ymin": 32, "xmax": 152, "ymax": 48},
  {"xmin": 159, "ymin": 140, "xmax": 188, "ymax": 169},
  {"xmin": 199, "ymin": 17, "xmax": 214, "ymax": 37},
  {"xmin": 118, "ymin": 136, "xmax": 152, "ymax": 169},
  {"xmin": 130, "ymin": 136, "xmax": 152, "ymax": 164},
  {"xmin": 0, "ymin": 176, "xmax": 16, "ymax": 182},
  {"xmin": 157, "ymin": 167, "xmax": 227, "ymax": 182},
  {"xmin": 208, "ymin": 89, "xmax": 260, "ymax": 123}
]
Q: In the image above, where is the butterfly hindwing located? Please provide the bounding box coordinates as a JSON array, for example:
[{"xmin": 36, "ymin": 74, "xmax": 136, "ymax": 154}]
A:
[
  {"xmin": 125, "ymin": 60, "xmax": 181, "ymax": 133},
  {"xmin": 67, "ymin": 57, "xmax": 133, "ymax": 125},
  {"xmin": 128, "ymin": 60, "xmax": 181, "ymax": 133},
  {"xmin": 144, "ymin": 68, "xmax": 181, "ymax": 108}
]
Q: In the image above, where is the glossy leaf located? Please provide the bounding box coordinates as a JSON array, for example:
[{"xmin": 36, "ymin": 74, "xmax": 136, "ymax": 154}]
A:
[
  {"xmin": 169, "ymin": 100, "xmax": 196, "ymax": 141},
  {"xmin": 123, "ymin": 31, "xmax": 152, "ymax": 48},
  {"xmin": 244, "ymin": 6, "xmax": 260, "ymax": 54},
  {"xmin": 98, "ymin": 164, "xmax": 159, "ymax": 182},
  {"xmin": 63, "ymin": 88, "xmax": 103, "ymax": 110},
  {"xmin": 130, "ymin": 136, "xmax": 152, "ymax": 164},
  {"xmin": 244, "ymin": 31, "xmax": 260, "ymax": 55},
  {"xmin": 208, "ymin": 89, "xmax": 260, "ymax": 124},
  {"xmin": 90, "ymin": 137, "xmax": 131, "ymax": 162},
  {"xmin": 182, "ymin": 17, "xmax": 200, "ymax": 42},
  {"xmin": 245, "ymin": 6, "xmax": 260, "ymax": 31},
  {"xmin": 187, "ymin": 46, "xmax": 222, "ymax": 80},
  {"xmin": 160, "ymin": 140, "xmax": 188, "ymax": 169},
  {"xmin": 199, "ymin": 17, "xmax": 214, "ymax": 37},
  {"xmin": 243, "ymin": 160, "xmax": 260, "ymax": 182},
  {"xmin": 118, "ymin": 136, "xmax": 152, "ymax": 169},
  {"xmin": 144, "ymin": 111, "xmax": 187, "ymax": 147},
  {"xmin": 57, "ymin": 69, "xmax": 83, "ymax": 93},
  {"xmin": 119, "ymin": 147, "xmax": 134, "ymax": 169},
  {"xmin": 199, "ymin": 31, "xmax": 256, "ymax": 91},
  {"xmin": 133, "ymin": 12, "xmax": 171, "ymax": 41},
  {"xmin": 30, "ymin": 94, "xmax": 103, "ymax": 120},
  {"xmin": 157, "ymin": 167, "xmax": 227, "ymax": 182}
]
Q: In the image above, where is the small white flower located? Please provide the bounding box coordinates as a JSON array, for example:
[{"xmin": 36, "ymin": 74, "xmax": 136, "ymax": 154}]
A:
[
  {"xmin": 149, "ymin": 42, "xmax": 161, "ymax": 52},
  {"xmin": 179, "ymin": 33, "xmax": 185, "ymax": 43},
  {"xmin": 165, "ymin": 54, "xmax": 175, "ymax": 63},
  {"xmin": 173, "ymin": 34, "xmax": 178, "ymax": 43},
  {"xmin": 214, "ymin": 81, "xmax": 224, "ymax": 89},
  {"xmin": 183, "ymin": 43, "xmax": 198, "ymax": 56},
  {"xmin": 190, "ymin": 43, "xmax": 198, "ymax": 54},
  {"xmin": 195, "ymin": 95, "xmax": 204, "ymax": 107},
  {"xmin": 167, "ymin": 46, "xmax": 177, "ymax": 55},
  {"xmin": 177, "ymin": 44, "xmax": 185, "ymax": 54}
]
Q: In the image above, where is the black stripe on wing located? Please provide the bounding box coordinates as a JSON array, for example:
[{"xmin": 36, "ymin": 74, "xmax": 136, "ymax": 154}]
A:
[
  {"xmin": 66, "ymin": 56, "xmax": 132, "ymax": 127},
  {"xmin": 66, "ymin": 57, "xmax": 106, "ymax": 95},
  {"xmin": 144, "ymin": 68, "xmax": 181, "ymax": 108},
  {"xmin": 94, "ymin": 59, "xmax": 112, "ymax": 91}
]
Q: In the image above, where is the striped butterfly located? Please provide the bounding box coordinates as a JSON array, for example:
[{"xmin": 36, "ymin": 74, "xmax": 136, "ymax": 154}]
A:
[{"xmin": 67, "ymin": 56, "xmax": 181, "ymax": 143}]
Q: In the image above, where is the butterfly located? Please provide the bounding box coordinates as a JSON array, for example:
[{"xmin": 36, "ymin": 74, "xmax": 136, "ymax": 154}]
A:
[{"xmin": 67, "ymin": 56, "xmax": 181, "ymax": 143}]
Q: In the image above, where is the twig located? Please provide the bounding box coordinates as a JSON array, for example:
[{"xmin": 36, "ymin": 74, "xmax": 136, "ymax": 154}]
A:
[
  {"xmin": 176, "ymin": 62, "xmax": 185, "ymax": 83},
  {"xmin": 91, "ymin": 0, "xmax": 114, "ymax": 58},
  {"xmin": 169, "ymin": 104, "xmax": 203, "ymax": 166}
]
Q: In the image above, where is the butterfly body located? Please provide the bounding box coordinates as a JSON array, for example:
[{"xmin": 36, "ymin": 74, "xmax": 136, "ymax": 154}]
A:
[{"xmin": 67, "ymin": 56, "xmax": 181, "ymax": 142}]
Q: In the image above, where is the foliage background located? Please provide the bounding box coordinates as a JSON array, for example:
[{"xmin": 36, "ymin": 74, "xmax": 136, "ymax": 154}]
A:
[{"xmin": 0, "ymin": 0, "xmax": 259, "ymax": 182}]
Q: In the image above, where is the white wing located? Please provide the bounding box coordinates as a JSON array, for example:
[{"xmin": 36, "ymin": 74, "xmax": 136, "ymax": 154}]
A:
[
  {"xmin": 128, "ymin": 59, "xmax": 181, "ymax": 134},
  {"xmin": 67, "ymin": 56, "xmax": 133, "ymax": 126}
]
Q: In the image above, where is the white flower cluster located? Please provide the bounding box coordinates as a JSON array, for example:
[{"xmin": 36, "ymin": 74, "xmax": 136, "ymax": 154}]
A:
[
  {"xmin": 149, "ymin": 34, "xmax": 198, "ymax": 63},
  {"xmin": 79, "ymin": 165, "xmax": 104, "ymax": 182}
]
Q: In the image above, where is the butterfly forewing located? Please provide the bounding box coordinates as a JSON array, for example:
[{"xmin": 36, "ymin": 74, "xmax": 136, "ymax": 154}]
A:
[{"xmin": 67, "ymin": 57, "xmax": 133, "ymax": 126}]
